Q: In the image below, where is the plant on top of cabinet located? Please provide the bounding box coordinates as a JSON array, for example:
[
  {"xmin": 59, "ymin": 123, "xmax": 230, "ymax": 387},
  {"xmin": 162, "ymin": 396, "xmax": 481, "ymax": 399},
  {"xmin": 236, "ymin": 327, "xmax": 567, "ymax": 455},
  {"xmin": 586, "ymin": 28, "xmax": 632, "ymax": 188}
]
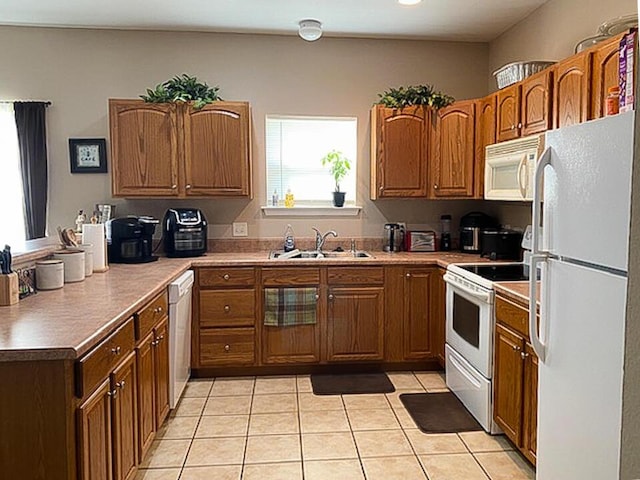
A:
[
  {"xmin": 140, "ymin": 73, "xmax": 222, "ymax": 110},
  {"xmin": 376, "ymin": 84, "xmax": 454, "ymax": 109},
  {"xmin": 321, "ymin": 149, "xmax": 351, "ymax": 207}
]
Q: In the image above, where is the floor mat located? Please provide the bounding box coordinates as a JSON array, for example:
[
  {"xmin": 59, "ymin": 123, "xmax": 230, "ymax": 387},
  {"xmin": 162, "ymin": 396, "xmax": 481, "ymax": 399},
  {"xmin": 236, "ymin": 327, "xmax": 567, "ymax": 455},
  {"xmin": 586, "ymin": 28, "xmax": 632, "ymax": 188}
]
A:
[
  {"xmin": 400, "ymin": 392, "xmax": 484, "ymax": 433},
  {"xmin": 311, "ymin": 372, "xmax": 395, "ymax": 395}
]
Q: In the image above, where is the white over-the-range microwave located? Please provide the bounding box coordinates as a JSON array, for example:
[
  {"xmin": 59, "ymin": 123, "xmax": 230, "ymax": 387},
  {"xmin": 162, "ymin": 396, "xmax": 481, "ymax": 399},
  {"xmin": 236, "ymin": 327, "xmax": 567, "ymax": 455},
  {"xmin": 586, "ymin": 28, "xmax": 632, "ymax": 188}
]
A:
[{"xmin": 484, "ymin": 133, "xmax": 545, "ymax": 201}]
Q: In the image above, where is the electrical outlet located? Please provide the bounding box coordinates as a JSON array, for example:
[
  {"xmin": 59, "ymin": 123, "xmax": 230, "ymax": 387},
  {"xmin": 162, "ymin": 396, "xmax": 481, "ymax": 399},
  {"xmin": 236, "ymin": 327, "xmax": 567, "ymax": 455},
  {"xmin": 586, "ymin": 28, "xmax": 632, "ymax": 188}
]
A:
[{"xmin": 232, "ymin": 222, "xmax": 248, "ymax": 237}]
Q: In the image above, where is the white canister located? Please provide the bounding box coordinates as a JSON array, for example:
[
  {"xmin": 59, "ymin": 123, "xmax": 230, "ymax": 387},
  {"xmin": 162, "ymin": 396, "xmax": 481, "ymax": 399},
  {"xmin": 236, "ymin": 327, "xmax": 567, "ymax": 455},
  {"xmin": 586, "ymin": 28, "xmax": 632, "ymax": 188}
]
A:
[
  {"xmin": 52, "ymin": 249, "xmax": 86, "ymax": 283},
  {"xmin": 35, "ymin": 260, "xmax": 64, "ymax": 290},
  {"xmin": 78, "ymin": 244, "xmax": 94, "ymax": 277}
]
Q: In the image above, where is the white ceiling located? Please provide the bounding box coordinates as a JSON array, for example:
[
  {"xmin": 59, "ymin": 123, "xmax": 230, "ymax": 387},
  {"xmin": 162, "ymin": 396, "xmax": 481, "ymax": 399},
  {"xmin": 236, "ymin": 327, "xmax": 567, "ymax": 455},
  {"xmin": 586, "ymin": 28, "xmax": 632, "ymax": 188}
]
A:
[{"xmin": 0, "ymin": 0, "xmax": 548, "ymax": 42}]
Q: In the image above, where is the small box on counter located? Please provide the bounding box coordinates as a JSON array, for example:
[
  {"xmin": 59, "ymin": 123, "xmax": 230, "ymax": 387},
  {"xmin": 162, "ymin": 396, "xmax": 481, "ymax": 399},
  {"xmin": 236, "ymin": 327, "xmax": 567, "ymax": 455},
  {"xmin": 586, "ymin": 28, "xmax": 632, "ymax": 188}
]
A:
[
  {"xmin": 405, "ymin": 231, "xmax": 437, "ymax": 252},
  {"xmin": 619, "ymin": 28, "xmax": 637, "ymax": 112}
]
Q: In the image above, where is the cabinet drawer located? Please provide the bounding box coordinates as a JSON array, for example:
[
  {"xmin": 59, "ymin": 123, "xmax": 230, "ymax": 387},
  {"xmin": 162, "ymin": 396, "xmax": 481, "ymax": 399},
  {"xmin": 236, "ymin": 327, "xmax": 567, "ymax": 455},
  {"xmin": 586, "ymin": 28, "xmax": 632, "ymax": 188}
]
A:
[
  {"xmin": 200, "ymin": 289, "xmax": 256, "ymax": 327},
  {"xmin": 496, "ymin": 296, "xmax": 529, "ymax": 338},
  {"xmin": 327, "ymin": 267, "xmax": 384, "ymax": 285},
  {"xmin": 199, "ymin": 267, "xmax": 255, "ymax": 287},
  {"xmin": 199, "ymin": 328, "xmax": 255, "ymax": 366},
  {"xmin": 76, "ymin": 317, "xmax": 135, "ymax": 398},
  {"xmin": 136, "ymin": 291, "xmax": 168, "ymax": 341},
  {"xmin": 262, "ymin": 268, "xmax": 320, "ymax": 286}
]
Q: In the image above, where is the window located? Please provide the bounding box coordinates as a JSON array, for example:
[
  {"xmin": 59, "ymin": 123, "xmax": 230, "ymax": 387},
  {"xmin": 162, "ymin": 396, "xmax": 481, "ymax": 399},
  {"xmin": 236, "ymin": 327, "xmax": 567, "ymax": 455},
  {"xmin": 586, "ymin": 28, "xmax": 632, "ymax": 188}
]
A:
[
  {"xmin": 0, "ymin": 103, "xmax": 26, "ymax": 246},
  {"xmin": 266, "ymin": 115, "xmax": 357, "ymax": 206}
]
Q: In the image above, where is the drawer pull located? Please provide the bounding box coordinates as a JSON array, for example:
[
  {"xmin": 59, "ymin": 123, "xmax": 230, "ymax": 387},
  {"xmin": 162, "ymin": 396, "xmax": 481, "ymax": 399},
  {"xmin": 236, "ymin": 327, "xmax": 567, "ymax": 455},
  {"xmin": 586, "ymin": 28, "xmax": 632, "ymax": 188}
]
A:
[
  {"xmin": 328, "ymin": 294, "xmax": 334, "ymax": 301},
  {"xmin": 224, "ymin": 344, "xmax": 231, "ymax": 352},
  {"xmin": 521, "ymin": 352, "xmax": 530, "ymax": 360},
  {"xmin": 111, "ymin": 346, "xmax": 121, "ymax": 355},
  {"xmin": 156, "ymin": 334, "xmax": 164, "ymax": 343},
  {"xmin": 512, "ymin": 345, "xmax": 521, "ymax": 352},
  {"xmin": 223, "ymin": 274, "xmax": 230, "ymax": 281},
  {"xmin": 107, "ymin": 388, "xmax": 118, "ymax": 398},
  {"xmin": 116, "ymin": 381, "xmax": 126, "ymax": 389},
  {"xmin": 154, "ymin": 306, "xmax": 163, "ymax": 314},
  {"xmin": 224, "ymin": 305, "xmax": 231, "ymax": 312}
]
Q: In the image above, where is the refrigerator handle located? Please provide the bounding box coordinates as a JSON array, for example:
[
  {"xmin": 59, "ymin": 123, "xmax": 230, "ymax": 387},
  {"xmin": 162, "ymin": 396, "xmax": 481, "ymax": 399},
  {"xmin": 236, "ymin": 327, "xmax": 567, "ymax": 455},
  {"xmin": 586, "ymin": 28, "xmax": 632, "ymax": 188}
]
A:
[
  {"xmin": 529, "ymin": 146, "xmax": 552, "ymax": 363},
  {"xmin": 529, "ymin": 253, "xmax": 547, "ymax": 362}
]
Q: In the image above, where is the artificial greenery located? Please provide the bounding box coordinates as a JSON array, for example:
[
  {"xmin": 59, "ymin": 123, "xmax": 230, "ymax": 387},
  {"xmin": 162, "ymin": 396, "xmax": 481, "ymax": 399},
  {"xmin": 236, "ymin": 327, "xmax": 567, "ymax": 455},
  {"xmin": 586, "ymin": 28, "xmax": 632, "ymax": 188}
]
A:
[
  {"xmin": 376, "ymin": 84, "xmax": 454, "ymax": 109},
  {"xmin": 140, "ymin": 74, "xmax": 222, "ymax": 109},
  {"xmin": 321, "ymin": 150, "xmax": 351, "ymax": 192}
]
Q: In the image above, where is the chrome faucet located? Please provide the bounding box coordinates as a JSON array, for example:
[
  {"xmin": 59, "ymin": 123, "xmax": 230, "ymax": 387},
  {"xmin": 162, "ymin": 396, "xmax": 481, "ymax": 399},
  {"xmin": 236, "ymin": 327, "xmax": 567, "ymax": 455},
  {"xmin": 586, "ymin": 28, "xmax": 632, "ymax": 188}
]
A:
[{"xmin": 312, "ymin": 227, "xmax": 338, "ymax": 253}]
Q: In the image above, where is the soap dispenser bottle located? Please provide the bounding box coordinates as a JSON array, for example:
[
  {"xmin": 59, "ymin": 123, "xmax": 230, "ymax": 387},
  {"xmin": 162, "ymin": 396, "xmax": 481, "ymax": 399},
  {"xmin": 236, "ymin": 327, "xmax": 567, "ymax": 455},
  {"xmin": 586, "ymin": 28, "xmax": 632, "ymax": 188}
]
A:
[{"xmin": 283, "ymin": 224, "xmax": 295, "ymax": 252}]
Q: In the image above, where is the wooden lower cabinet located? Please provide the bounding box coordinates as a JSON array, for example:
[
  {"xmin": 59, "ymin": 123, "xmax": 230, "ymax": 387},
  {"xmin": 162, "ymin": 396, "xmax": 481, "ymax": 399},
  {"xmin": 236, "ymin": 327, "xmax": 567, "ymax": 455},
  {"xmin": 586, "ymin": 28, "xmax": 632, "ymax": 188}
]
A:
[
  {"xmin": 403, "ymin": 268, "xmax": 435, "ymax": 360},
  {"xmin": 493, "ymin": 295, "xmax": 538, "ymax": 466},
  {"xmin": 111, "ymin": 352, "xmax": 138, "ymax": 480},
  {"xmin": 78, "ymin": 379, "xmax": 113, "ymax": 480},
  {"xmin": 153, "ymin": 318, "xmax": 170, "ymax": 428},
  {"xmin": 136, "ymin": 332, "xmax": 155, "ymax": 460},
  {"xmin": 200, "ymin": 328, "xmax": 256, "ymax": 366},
  {"xmin": 327, "ymin": 286, "xmax": 384, "ymax": 361}
]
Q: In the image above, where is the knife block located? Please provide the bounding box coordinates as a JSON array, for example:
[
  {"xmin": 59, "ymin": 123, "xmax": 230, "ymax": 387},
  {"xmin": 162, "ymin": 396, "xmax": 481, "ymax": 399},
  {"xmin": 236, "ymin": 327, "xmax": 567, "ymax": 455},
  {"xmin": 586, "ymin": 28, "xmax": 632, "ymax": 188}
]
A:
[{"xmin": 0, "ymin": 273, "xmax": 19, "ymax": 306}]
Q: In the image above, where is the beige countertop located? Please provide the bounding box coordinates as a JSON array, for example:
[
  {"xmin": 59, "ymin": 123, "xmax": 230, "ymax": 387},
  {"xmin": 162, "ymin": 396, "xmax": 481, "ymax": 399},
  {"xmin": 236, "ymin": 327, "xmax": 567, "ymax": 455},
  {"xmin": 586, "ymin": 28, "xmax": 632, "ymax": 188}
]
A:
[
  {"xmin": 0, "ymin": 250, "xmax": 491, "ymax": 362},
  {"xmin": 494, "ymin": 281, "xmax": 540, "ymax": 309}
]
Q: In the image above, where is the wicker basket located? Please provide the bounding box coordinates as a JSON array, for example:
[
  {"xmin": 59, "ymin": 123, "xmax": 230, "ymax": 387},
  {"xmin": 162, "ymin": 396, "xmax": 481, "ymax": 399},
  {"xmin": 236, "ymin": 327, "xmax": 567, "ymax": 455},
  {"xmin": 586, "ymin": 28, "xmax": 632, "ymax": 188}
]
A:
[{"xmin": 493, "ymin": 61, "xmax": 556, "ymax": 89}]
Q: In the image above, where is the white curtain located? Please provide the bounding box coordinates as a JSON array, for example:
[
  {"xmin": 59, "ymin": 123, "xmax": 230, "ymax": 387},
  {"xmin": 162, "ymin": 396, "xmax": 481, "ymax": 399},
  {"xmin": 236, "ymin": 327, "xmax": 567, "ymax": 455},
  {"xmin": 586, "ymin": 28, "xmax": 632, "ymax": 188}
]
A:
[{"xmin": 0, "ymin": 103, "xmax": 26, "ymax": 246}]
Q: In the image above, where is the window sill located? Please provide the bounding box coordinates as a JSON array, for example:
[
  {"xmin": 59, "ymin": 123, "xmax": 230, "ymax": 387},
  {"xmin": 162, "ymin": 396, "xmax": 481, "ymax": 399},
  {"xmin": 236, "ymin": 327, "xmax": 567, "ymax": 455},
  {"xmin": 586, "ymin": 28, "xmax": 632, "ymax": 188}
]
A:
[{"xmin": 261, "ymin": 206, "xmax": 362, "ymax": 217}]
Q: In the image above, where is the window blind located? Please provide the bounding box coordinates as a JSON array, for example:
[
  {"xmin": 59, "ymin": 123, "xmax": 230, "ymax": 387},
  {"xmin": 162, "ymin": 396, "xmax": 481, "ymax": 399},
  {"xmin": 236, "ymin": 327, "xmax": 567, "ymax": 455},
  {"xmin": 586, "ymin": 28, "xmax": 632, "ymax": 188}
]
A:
[{"xmin": 265, "ymin": 115, "xmax": 357, "ymax": 205}]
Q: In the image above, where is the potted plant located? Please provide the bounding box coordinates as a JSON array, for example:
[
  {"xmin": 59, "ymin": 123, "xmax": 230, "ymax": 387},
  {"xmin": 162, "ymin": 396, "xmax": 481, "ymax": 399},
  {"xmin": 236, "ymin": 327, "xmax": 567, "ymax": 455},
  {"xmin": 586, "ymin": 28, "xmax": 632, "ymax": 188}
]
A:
[
  {"xmin": 140, "ymin": 73, "xmax": 221, "ymax": 110},
  {"xmin": 376, "ymin": 84, "xmax": 454, "ymax": 109},
  {"xmin": 321, "ymin": 150, "xmax": 351, "ymax": 207}
]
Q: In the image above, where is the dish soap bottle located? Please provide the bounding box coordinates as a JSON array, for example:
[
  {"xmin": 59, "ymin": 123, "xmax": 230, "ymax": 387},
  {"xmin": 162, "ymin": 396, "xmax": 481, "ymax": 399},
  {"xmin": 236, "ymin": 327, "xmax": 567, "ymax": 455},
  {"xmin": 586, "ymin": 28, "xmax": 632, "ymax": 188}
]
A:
[
  {"xmin": 284, "ymin": 188, "xmax": 295, "ymax": 208},
  {"xmin": 283, "ymin": 224, "xmax": 295, "ymax": 252}
]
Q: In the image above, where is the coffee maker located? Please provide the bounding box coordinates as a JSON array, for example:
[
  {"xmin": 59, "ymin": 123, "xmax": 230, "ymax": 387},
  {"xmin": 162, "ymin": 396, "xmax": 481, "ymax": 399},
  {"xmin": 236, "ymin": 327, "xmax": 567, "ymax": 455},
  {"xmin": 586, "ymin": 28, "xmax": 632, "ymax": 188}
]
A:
[
  {"xmin": 107, "ymin": 216, "xmax": 160, "ymax": 264},
  {"xmin": 383, "ymin": 223, "xmax": 405, "ymax": 252}
]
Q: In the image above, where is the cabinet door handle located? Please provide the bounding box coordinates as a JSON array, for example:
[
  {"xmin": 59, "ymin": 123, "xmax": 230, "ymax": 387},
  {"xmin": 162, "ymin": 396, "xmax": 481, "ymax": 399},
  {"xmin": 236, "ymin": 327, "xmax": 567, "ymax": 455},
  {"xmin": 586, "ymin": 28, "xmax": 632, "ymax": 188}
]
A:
[
  {"xmin": 434, "ymin": 185, "xmax": 439, "ymax": 190},
  {"xmin": 406, "ymin": 273, "xmax": 411, "ymax": 278},
  {"xmin": 186, "ymin": 184, "xmax": 192, "ymax": 189},
  {"xmin": 518, "ymin": 122, "xmax": 522, "ymax": 129},
  {"xmin": 521, "ymin": 352, "xmax": 530, "ymax": 360},
  {"xmin": 116, "ymin": 380, "xmax": 126, "ymax": 389},
  {"xmin": 151, "ymin": 339, "xmax": 158, "ymax": 347},
  {"xmin": 224, "ymin": 344, "xmax": 231, "ymax": 352},
  {"xmin": 328, "ymin": 294, "xmax": 334, "ymax": 301},
  {"xmin": 107, "ymin": 388, "xmax": 118, "ymax": 398},
  {"xmin": 171, "ymin": 184, "xmax": 177, "ymax": 189},
  {"xmin": 223, "ymin": 274, "xmax": 230, "ymax": 281},
  {"xmin": 379, "ymin": 186, "xmax": 384, "ymax": 193},
  {"xmin": 314, "ymin": 294, "xmax": 319, "ymax": 301},
  {"xmin": 111, "ymin": 346, "xmax": 121, "ymax": 355},
  {"xmin": 224, "ymin": 305, "xmax": 231, "ymax": 313},
  {"xmin": 512, "ymin": 345, "xmax": 521, "ymax": 351}
]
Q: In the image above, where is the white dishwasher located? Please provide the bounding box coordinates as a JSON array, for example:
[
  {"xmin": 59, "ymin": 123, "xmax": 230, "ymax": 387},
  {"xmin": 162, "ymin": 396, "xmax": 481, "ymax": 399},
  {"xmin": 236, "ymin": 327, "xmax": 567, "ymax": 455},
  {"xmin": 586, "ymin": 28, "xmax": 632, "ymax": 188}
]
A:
[{"xmin": 168, "ymin": 269, "xmax": 194, "ymax": 408}]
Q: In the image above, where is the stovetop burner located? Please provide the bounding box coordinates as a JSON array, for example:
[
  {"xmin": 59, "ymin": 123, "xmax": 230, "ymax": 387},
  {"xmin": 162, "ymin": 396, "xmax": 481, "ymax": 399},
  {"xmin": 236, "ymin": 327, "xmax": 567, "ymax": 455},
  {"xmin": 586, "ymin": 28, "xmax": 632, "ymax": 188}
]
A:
[{"xmin": 459, "ymin": 264, "xmax": 532, "ymax": 282}]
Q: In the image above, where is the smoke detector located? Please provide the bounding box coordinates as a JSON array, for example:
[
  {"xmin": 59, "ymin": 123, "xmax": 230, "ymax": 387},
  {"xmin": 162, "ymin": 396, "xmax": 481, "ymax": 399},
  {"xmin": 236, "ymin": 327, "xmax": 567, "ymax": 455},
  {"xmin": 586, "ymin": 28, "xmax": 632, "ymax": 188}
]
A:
[{"xmin": 298, "ymin": 19, "xmax": 322, "ymax": 42}]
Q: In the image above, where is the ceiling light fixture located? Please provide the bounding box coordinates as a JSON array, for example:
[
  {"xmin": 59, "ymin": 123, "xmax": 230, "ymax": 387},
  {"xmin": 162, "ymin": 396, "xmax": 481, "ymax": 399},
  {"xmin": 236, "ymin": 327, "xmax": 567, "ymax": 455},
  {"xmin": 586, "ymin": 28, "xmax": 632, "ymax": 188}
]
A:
[
  {"xmin": 298, "ymin": 19, "xmax": 322, "ymax": 41},
  {"xmin": 398, "ymin": 0, "xmax": 422, "ymax": 5}
]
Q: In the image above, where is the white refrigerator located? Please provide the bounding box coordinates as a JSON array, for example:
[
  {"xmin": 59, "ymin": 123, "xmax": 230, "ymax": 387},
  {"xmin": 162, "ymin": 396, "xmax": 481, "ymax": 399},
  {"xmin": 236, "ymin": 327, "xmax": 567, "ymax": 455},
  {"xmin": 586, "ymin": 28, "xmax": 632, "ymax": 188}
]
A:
[{"xmin": 529, "ymin": 111, "xmax": 634, "ymax": 480}]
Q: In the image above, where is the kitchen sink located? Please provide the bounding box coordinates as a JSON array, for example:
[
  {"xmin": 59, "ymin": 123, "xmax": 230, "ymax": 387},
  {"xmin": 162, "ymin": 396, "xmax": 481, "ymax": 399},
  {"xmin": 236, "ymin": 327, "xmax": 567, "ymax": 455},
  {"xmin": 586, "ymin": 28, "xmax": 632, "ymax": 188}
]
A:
[{"xmin": 268, "ymin": 249, "xmax": 373, "ymax": 260}]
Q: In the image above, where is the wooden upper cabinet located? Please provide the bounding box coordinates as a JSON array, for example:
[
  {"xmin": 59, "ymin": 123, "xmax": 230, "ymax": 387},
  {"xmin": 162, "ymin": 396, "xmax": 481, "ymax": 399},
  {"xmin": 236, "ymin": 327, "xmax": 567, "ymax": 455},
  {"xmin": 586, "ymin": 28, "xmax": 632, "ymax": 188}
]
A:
[
  {"xmin": 109, "ymin": 99, "xmax": 252, "ymax": 198},
  {"xmin": 474, "ymin": 94, "xmax": 496, "ymax": 199},
  {"xmin": 591, "ymin": 34, "xmax": 624, "ymax": 119},
  {"xmin": 553, "ymin": 53, "xmax": 592, "ymax": 129},
  {"xmin": 496, "ymin": 84, "xmax": 521, "ymax": 142},
  {"xmin": 183, "ymin": 102, "xmax": 252, "ymax": 196},
  {"xmin": 370, "ymin": 105, "xmax": 429, "ymax": 199},
  {"xmin": 521, "ymin": 69, "xmax": 553, "ymax": 136},
  {"xmin": 109, "ymin": 100, "xmax": 180, "ymax": 197},
  {"xmin": 430, "ymin": 100, "xmax": 476, "ymax": 198}
]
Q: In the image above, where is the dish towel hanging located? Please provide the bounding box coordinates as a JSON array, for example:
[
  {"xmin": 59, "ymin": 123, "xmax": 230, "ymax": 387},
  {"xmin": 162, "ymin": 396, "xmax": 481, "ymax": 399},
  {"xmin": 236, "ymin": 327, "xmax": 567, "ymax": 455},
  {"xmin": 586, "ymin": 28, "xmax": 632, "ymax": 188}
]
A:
[{"xmin": 264, "ymin": 287, "xmax": 318, "ymax": 326}]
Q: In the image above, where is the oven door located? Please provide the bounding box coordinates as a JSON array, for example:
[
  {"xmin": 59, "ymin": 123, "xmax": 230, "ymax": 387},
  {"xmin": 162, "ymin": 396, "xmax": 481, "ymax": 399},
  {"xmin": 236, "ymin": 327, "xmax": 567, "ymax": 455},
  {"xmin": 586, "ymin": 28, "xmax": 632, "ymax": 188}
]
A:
[{"xmin": 444, "ymin": 276, "xmax": 494, "ymax": 379}]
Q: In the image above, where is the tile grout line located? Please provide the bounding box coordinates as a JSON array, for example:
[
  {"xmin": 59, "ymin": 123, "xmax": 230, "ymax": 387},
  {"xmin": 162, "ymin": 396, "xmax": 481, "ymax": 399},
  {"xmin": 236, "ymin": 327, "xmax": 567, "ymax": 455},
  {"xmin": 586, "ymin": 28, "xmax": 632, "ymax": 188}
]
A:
[
  {"xmin": 239, "ymin": 376, "xmax": 257, "ymax": 479},
  {"xmin": 340, "ymin": 392, "xmax": 369, "ymax": 480},
  {"xmin": 296, "ymin": 376, "xmax": 305, "ymax": 480}
]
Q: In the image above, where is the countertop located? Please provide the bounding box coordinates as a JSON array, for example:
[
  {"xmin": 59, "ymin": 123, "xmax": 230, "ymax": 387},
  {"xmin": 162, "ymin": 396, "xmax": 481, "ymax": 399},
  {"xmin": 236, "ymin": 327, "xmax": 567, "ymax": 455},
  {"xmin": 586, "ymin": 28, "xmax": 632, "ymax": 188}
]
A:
[
  {"xmin": 0, "ymin": 250, "xmax": 491, "ymax": 362},
  {"xmin": 494, "ymin": 281, "xmax": 540, "ymax": 310}
]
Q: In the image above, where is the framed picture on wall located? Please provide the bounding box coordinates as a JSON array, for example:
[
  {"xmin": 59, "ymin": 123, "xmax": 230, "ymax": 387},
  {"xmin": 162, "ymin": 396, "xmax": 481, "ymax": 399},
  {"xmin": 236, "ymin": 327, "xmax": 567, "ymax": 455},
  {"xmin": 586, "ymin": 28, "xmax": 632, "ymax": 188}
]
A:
[{"xmin": 69, "ymin": 138, "xmax": 107, "ymax": 173}]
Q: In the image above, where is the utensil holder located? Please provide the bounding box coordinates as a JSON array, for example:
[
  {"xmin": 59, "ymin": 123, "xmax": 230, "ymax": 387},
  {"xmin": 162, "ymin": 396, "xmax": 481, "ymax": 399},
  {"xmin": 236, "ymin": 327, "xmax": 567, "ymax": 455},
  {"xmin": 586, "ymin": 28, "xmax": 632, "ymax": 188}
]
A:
[{"xmin": 0, "ymin": 273, "xmax": 19, "ymax": 306}]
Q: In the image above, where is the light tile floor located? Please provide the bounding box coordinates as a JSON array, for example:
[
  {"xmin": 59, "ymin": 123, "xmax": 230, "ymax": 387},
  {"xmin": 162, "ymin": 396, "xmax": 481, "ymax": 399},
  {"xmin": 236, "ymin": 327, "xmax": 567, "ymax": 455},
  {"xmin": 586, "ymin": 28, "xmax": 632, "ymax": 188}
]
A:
[{"xmin": 137, "ymin": 372, "xmax": 535, "ymax": 480}]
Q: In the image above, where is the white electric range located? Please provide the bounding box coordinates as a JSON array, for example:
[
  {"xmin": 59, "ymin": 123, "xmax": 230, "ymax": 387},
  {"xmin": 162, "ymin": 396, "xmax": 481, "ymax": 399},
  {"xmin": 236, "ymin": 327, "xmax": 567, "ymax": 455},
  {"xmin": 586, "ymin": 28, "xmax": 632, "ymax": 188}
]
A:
[{"xmin": 443, "ymin": 262, "xmax": 533, "ymax": 433}]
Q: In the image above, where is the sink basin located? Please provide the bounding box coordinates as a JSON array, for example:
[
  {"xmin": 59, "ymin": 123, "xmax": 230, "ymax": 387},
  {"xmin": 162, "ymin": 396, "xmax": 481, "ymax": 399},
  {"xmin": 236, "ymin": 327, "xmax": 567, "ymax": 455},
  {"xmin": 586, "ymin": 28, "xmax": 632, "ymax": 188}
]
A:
[{"xmin": 268, "ymin": 250, "xmax": 373, "ymax": 260}]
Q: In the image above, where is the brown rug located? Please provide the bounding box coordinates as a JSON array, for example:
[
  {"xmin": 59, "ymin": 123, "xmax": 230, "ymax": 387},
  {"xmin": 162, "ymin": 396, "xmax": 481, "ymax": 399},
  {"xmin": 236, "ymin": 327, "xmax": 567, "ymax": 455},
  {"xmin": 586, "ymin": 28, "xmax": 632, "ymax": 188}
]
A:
[
  {"xmin": 311, "ymin": 373, "xmax": 395, "ymax": 395},
  {"xmin": 400, "ymin": 392, "xmax": 483, "ymax": 433}
]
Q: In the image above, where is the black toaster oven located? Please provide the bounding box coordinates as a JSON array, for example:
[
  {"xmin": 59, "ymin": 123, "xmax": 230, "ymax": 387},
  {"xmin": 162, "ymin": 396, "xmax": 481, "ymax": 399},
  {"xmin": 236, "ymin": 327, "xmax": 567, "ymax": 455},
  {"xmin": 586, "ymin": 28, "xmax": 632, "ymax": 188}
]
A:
[
  {"xmin": 163, "ymin": 208, "xmax": 208, "ymax": 257},
  {"xmin": 480, "ymin": 229, "xmax": 523, "ymax": 261}
]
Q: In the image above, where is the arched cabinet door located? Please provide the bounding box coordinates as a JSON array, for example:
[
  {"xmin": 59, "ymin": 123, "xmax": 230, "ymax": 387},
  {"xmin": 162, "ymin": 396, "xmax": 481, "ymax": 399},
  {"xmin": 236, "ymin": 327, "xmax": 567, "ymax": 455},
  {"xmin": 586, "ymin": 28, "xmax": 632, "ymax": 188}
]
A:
[
  {"xmin": 370, "ymin": 105, "xmax": 429, "ymax": 198},
  {"xmin": 553, "ymin": 53, "xmax": 592, "ymax": 129}
]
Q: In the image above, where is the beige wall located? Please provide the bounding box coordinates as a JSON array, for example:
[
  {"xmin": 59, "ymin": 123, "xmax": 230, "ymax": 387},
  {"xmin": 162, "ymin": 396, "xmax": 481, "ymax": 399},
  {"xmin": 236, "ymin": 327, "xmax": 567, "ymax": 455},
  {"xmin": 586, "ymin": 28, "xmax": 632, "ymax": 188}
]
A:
[
  {"xmin": 0, "ymin": 26, "xmax": 498, "ymax": 242},
  {"xmin": 488, "ymin": 0, "xmax": 637, "ymax": 90}
]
